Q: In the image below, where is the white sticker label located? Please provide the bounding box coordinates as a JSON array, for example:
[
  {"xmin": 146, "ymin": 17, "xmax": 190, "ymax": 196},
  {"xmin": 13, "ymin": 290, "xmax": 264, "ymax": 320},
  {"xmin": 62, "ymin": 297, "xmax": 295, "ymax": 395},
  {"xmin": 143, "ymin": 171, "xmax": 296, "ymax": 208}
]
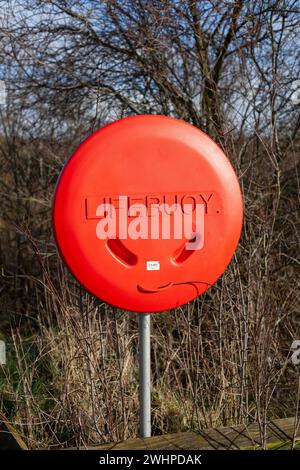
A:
[{"xmin": 146, "ymin": 261, "xmax": 160, "ymax": 271}]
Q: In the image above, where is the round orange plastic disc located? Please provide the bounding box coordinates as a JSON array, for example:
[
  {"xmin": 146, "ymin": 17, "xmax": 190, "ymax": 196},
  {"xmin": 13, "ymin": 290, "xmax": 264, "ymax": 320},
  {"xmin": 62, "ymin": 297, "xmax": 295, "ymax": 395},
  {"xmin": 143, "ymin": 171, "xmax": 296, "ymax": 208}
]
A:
[{"xmin": 52, "ymin": 115, "xmax": 243, "ymax": 312}]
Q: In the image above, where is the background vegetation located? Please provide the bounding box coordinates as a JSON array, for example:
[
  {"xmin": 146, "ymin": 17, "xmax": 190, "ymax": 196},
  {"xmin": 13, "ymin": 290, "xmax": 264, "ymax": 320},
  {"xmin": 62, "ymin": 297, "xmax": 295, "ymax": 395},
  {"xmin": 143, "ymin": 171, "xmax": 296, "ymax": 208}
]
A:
[{"xmin": 0, "ymin": 0, "xmax": 299, "ymax": 449}]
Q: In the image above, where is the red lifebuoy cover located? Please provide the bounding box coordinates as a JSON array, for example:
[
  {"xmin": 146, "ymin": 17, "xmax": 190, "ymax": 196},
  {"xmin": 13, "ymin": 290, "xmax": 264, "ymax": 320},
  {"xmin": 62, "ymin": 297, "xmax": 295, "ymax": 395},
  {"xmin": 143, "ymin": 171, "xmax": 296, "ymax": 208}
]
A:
[{"xmin": 52, "ymin": 115, "xmax": 243, "ymax": 312}]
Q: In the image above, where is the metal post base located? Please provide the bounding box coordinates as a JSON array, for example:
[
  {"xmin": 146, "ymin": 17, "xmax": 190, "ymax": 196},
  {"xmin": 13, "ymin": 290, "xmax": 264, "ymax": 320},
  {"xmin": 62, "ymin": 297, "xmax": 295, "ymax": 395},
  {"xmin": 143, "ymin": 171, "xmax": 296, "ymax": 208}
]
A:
[{"xmin": 139, "ymin": 313, "xmax": 151, "ymax": 437}]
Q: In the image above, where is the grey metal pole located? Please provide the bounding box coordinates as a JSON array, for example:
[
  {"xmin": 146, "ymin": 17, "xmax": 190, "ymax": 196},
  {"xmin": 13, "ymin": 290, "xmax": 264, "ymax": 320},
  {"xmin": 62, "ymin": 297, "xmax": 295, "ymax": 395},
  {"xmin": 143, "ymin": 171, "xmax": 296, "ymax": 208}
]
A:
[{"xmin": 139, "ymin": 313, "xmax": 151, "ymax": 437}]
